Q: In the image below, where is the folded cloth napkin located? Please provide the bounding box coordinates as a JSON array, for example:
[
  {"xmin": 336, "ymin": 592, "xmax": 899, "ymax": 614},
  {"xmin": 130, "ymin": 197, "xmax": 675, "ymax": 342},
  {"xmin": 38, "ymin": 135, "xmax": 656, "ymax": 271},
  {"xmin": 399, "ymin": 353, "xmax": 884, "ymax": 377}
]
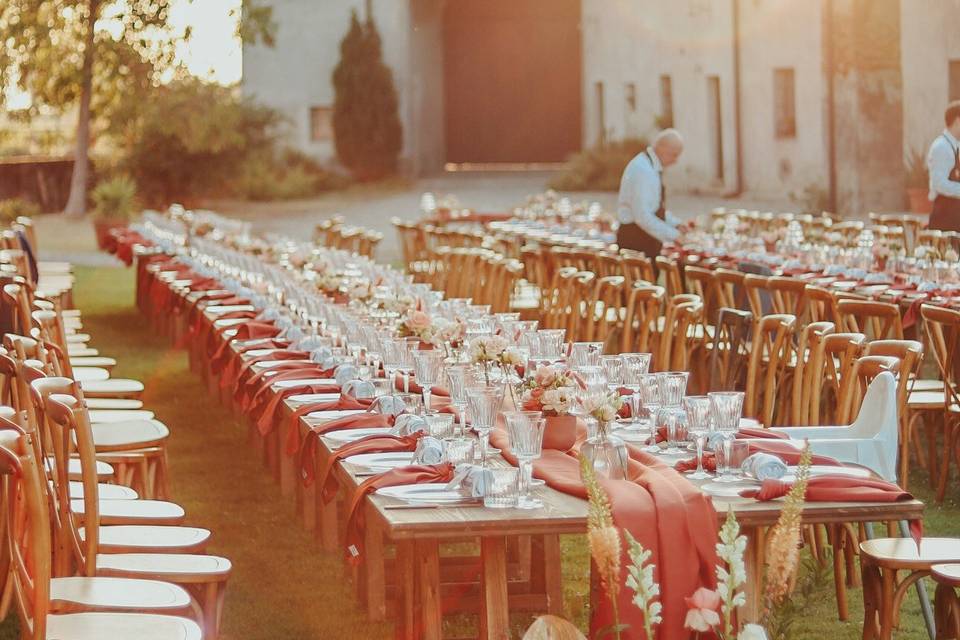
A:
[
  {"xmin": 209, "ymin": 338, "xmax": 288, "ymax": 376},
  {"xmin": 309, "ymin": 347, "xmax": 334, "ymax": 363},
  {"xmin": 676, "ymin": 440, "xmax": 841, "ymax": 473},
  {"xmin": 444, "ymin": 463, "xmax": 494, "ymax": 498},
  {"xmin": 245, "ymin": 366, "xmax": 335, "ymax": 415},
  {"xmin": 312, "ymin": 431, "xmax": 424, "ymax": 498},
  {"xmin": 281, "ymin": 394, "xmax": 374, "ymax": 448},
  {"xmin": 282, "ymin": 326, "xmax": 305, "ymax": 342},
  {"xmin": 342, "ymin": 380, "xmax": 375, "ymax": 399},
  {"xmin": 391, "ymin": 414, "xmax": 428, "ymax": 436},
  {"xmin": 368, "ymin": 395, "xmax": 406, "ymax": 416},
  {"xmin": 334, "ymin": 363, "xmax": 359, "ymax": 387},
  {"xmin": 740, "ymin": 453, "xmax": 788, "ymax": 481},
  {"xmin": 741, "ymin": 475, "xmax": 922, "ymax": 545},
  {"xmin": 204, "ymin": 311, "xmax": 261, "ymax": 356},
  {"xmin": 344, "ymin": 463, "xmax": 454, "ymax": 563},
  {"xmin": 238, "ymin": 364, "xmax": 333, "ymax": 411},
  {"xmin": 253, "ymin": 381, "xmax": 341, "ymax": 435},
  {"xmin": 291, "ymin": 412, "xmax": 396, "ymax": 460},
  {"xmin": 225, "ymin": 350, "xmax": 310, "ymax": 390},
  {"xmin": 414, "ymin": 436, "xmax": 445, "ymax": 465}
]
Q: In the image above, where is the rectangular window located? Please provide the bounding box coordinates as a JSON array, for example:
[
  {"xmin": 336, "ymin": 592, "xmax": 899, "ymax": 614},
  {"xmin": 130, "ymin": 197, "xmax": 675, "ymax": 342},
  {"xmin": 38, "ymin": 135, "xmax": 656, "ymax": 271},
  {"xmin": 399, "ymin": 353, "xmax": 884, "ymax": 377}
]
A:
[
  {"xmin": 309, "ymin": 106, "xmax": 333, "ymax": 142},
  {"xmin": 659, "ymin": 75, "xmax": 674, "ymax": 129},
  {"xmin": 950, "ymin": 60, "xmax": 960, "ymax": 102},
  {"xmin": 595, "ymin": 81, "xmax": 606, "ymax": 146},
  {"xmin": 773, "ymin": 68, "xmax": 797, "ymax": 139}
]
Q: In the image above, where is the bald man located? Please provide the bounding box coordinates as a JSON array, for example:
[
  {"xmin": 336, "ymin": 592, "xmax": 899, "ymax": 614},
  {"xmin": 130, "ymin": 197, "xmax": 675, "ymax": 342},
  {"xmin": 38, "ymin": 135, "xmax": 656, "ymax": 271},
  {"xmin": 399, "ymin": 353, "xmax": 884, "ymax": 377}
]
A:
[{"xmin": 615, "ymin": 129, "xmax": 685, "ymax": 259}]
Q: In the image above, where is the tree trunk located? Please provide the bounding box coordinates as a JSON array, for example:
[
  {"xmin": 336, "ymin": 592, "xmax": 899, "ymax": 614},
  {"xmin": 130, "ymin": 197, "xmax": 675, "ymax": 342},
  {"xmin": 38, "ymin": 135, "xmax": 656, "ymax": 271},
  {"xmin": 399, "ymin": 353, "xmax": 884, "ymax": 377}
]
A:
[{"xmin": 63, "ymin": 0, "xmax": 99, "ymax": 217}]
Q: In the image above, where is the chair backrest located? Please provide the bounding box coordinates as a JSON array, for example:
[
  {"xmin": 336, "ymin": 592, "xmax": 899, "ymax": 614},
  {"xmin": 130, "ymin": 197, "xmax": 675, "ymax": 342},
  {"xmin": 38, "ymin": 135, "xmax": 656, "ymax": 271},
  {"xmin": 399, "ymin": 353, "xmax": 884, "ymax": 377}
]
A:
[
  {"xmin": 0, "ymin": 427, "xmax": 51, "ymax": 640},
  {"xmin": 619, "ymin": 249, "xmax": 655, "ymax": 288},
  {"xmin": 790, "ymin": 321, "xmax": 835, "ymax": 424},
  {"xmin": 620, "ymin": 283, "xmax": 664, "ymax": 354},
  {"xmin": 683, "ymin": 265, "xmax": 721, "ymax": 327},
  {"xmin": 767, "ymin": 276, "xmax": 809, "ymax": 323},
  {"xmin": 707, "ymin": 308, "xmax": 753, "ymax": 392},
  {"xmin": 807, "ymin": 332, "xmax": 866, "ymax": 425},
  {"xmin": 656, "ymin": 294, "xmax": 703, "ymax": 372},
  {"xmin": 805, "ymin": 285, "xmax": 841, "ymax": 325},
  {"xmin": 655, "ymin": 256, "xmax": 684, "ymax": 298},
  {"xmin": 863, "ymin": 339, "xmax": 923, "ymax": 420},
  {"xmin": 837, "ymin": 299, "xmax": 904, "ymax": 340},
  {"xmin": 741, "ymin": 274, "xmax": 769, "ymax": 319},
  {"xmin": 838, "ymin": 355, "xmax": 901, "ymax": 424},
  {"xmin": 713, "ymin": 268, "xmax": 746, "ymax": 310},
  {"xmin": 585, "ymin": 275, "xmax": 625, "ymax": 347},
  {"xmin": 744, "ymin": 313, "xmax": 796, "ymax": 426},
  {"xmin": 568, "ymin": 271, "xmax": 597, "ymax": 341},
  {"xmin": 543, "ymin": 266, "xmax": 580, "ymax": 330},
  {"xmin": 920, "ymin": 304, "xmax": 960, "ymax": 413}
]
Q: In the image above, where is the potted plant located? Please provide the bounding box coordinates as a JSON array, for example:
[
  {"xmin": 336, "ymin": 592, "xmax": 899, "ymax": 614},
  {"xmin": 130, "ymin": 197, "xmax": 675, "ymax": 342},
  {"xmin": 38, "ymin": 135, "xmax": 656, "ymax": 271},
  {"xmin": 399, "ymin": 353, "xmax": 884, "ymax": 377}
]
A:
[
  {"xmin": 91, "ymin": 175, "xmax": 139, "ymax": 249},
  {"xmin": 904, "ymin": 149, "xmax": 932, "ymax": 215}
]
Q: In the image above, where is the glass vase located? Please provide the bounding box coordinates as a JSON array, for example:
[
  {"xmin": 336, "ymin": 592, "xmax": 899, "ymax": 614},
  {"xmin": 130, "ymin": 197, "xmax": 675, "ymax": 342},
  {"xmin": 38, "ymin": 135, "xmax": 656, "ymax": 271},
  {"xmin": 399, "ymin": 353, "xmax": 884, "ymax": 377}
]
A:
[{"xmin": 581, "ymin": 420, "xmax": 628, "ymax": 480}]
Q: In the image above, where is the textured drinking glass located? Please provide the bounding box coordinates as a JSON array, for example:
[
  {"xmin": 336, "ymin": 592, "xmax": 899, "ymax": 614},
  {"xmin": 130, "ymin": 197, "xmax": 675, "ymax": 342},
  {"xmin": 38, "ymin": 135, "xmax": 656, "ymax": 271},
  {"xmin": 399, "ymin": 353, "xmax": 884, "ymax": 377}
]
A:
[
  {"xmin": 446, "ymin": 438, "xmax": 476, "ymax": 465},
  {"xmin": 466, "ymin": 385, "xmax": 505, "ymax": 462},
  {"xmin": 599, "ymin": 355, "xmax": 624, "ymax": 393},
  {"xmin": 445, "ymin": 365, "xmax": 470, "ymax": 437},
  {"xmin": 659, "ymin": 372, "xmax": 689, "ymax": 407},
  {"xmin": 413, "ymin": 350, "xmax": 444, "ymax": 414},
  {"xmin": 569, "ymin": 342, "xmax": 604, "ymax": 368},
  {"xmin": 395, "ymin": 392, "xmax": 422, "ymax": 416},
  {"xmin": 504, "ymin": 411, "xmax": 545, "ymax": 509},
  {"xmin": 537, "ymin": 329, "xmax": 566, "ymax": 360},
  {"xmin": 622, "ymin": 353, "xmax": 652, "ymax": 428},
  {"xmin": 425, "ymin": 413, "xmax": 455, "ymax": 440},
  {"xmin": 709, "ymin": 391, "xmax": 745, "ymax": 483},
  {"xmin": 371, "ymin": 378, "xmax": 393, "ymax": 398},
  {"xmin": 576, "ymin": 365, "xmax": 608, "ymax": 395},
  {"xmin": 683, "ymin": 396, "xmax": 713, "ymax": 480},
  {"xmin": 483, "ymin": 467, "xmax": 519, "ymax": 508}
]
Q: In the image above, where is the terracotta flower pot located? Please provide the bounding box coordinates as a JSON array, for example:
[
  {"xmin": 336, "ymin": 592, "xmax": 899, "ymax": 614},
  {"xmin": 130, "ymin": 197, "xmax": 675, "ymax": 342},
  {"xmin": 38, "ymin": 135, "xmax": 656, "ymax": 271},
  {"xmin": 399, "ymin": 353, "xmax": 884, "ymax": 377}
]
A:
[
  {"xmin": 907, "ymin": 187, "xmax": 933, "ymax": 215},
  {"xmin": 543, "ymin": 414, "xmax": 579, "ymax": 452},
  {"xmin": 93, "ymin": 219, "xmax": 129, "ymax": 250}
]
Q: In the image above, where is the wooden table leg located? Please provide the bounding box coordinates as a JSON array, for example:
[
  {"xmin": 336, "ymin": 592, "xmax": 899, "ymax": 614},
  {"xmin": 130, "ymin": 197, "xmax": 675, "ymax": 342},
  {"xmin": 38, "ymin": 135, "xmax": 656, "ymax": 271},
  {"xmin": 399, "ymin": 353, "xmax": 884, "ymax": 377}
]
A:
[
  {"xmin": 416, "ymin": 539, "xmax": 442, "ymax": 640},
  {"xmin": 396, "ymin": 541, "xmax": 416, "ymax": 640},
  {"xmin": 530, "ymin": 534, "xmax": 563, "ymax": 614},
  {"xmin": 741, "ymin": 526, "xmax": 765, "ymax": 623},
  {"xmin": 479, "ymin": 536, "xmax": 510, "ymax": 640},
  {"xmin": 365, "ymin": 504, "xmax": 387, "ymax": 621}
]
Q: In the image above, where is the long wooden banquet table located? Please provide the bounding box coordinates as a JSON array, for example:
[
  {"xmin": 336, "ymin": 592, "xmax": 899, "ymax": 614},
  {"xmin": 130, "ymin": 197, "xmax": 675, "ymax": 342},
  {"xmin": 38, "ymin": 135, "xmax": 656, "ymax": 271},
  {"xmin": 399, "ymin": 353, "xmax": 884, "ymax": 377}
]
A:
[{"xmin": 135, "ymin": 274, "xmax": 923, "ymax": 640}]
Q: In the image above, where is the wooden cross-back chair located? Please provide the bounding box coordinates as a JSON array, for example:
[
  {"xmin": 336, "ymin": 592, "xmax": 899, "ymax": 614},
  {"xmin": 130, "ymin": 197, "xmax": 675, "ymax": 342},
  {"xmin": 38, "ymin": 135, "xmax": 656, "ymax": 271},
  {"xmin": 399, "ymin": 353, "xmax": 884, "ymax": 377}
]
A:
[
  {"xmin": 683, "ymin": 265, "xmax": 722, "ymax": 331},
  {"xmin": 863, "ymin": 339, "xmax": 923, "ymax": 486},
  {"xmin": 742, "ymin": 274, "xmax": 770, "ymax": 319},
  {"xmin": 619, "ymin": 249, "xmax": 655, "ymax": 288},
  {"xmin": 620, "ymin": 283, "xmax": 664, "ymax": 354},
  {"xmin": 808, "ymin": 332, "xmax": 867, "ymax": 426},
  {"xmin": 837, "ymin": 299, "xmax": 904, "ymax": 340},
  {"xmin": 806, "ymin": 285, "xmax": 843, "ymax": 325},
  {"xmin": 707, "ymin": 308, "xmax": 753, "ymax": 392},
  {"xmin": 0, "ymin": 426, "xmax": 208, "ymax": 640},
  {"xmin": 767, "ymin": 276, "xmax": 809, "ymax": 325},
  {"xmin": 656, "ymin": 294, "xmax": 702, "ymax": 373},
  {"xmin": 655, "ymin": 256, "xmax": 684, "ymax": 298},
  {"xmin": 542, "ymin": 266, "xmax": 579, "ymax": 330},
  {"xmin": 714, "ymin": 268, "xmax": 747, "ymax": 310},
  {"xmin": 919, "ymin": 304, "xmax": 960, "ymax": 503},
  {"xmin": 744, "ymin": 314, "xmax": 796, "ymax": 427},
  {"xmin": 568, "ymin": 271, "xmax": 597, "ymax": 341},
  {"xmin": 838, "ymin": 355, "xmax": 901, "ymax": 425},
  {"xmin": 584, "ymin": 275, "xmax": 625, "ymax": 348},
  {"xmin": 789, "ymin": 321, "xmax": 835, "ymax": 425}
]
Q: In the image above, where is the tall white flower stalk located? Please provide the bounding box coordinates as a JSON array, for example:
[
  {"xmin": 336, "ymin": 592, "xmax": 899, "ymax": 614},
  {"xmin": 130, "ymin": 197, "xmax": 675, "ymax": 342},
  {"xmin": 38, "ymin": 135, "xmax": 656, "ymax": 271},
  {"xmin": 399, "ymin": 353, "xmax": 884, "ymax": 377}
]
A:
[
  {"xmin": 624, "ymin": 531, "xmax": 661, "ymax": 639},
  {"xmin": 716, "ymin": 509, "xmax": 748, "ymax": 639}
]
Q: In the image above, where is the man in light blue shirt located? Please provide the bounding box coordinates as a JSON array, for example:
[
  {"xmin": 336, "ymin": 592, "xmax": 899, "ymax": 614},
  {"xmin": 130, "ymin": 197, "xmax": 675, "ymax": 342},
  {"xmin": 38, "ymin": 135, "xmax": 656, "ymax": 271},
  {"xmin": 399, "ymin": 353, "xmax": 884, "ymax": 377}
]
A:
[
  {"xmin": 616, "ymin": 129, "xmax": 685, "ymax": 258},
  {"xmin": 927, "ymin": 101, "xmax": 960, "ymax": 232}
]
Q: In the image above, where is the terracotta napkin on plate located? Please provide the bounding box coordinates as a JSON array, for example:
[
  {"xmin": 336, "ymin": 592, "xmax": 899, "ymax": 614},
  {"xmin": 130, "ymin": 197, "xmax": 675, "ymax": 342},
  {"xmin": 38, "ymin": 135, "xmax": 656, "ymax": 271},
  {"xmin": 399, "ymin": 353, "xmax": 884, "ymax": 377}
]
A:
[
  {"xmin": 253, "ymin": 382, "xmax": 341, "ymax": 435},
  {"xmin": 276, "ymin": 393, "xmax": 372, "ymax": 443},
  {"xmin": 296, "ymin": 413, "xmax": 398, "ymax": 476},
  {"xmin": 314, "ymin": 431, "xmax": 424, "ymax": 502}
]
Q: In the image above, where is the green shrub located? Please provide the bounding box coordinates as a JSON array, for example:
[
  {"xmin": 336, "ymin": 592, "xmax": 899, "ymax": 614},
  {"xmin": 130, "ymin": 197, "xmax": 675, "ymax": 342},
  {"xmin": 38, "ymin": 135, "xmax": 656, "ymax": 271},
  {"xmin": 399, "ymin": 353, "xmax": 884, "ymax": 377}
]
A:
[
  {"xmin": 90, "ymin": 175, "xmax": 139, "ymax": 221},
  {"xmin": 0, "ymin": 198, "xmax": 41, "ymax": 223},
  {"xmin": 548, "ymin": 137, "xmax": 650, "ymax": 192},
  {"xmin": 235, "ymin": 150, "xmax": 351, "ymax": 201}
]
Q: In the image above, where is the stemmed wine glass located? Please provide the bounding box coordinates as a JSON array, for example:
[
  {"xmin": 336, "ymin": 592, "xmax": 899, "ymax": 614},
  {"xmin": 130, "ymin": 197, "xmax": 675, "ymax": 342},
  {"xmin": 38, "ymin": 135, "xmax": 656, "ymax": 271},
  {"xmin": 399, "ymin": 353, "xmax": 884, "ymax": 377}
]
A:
[
  {"xmin": 413, "ymin": 350, "xmax": 444, "ymax": 414},
  {"xmin": 621, "ymin": 353, "xmax": 652, "ymax": 430},
  {"xmin": 638, "ymin": 373, "xmax": 661, "ymax": 453},
  {"xmin": 657, "ymin": 372, "xmax": 689, "ymax": 455},
  {"xmin": 599, "ymin": 355, "xmax": 624, "ymax": 396},
  {"xmin": 397, "ymin": 337, "xmax": 419, "ymax": 393},
  {"xmin": 445, "ymin": 364, "xmax": 470, "ymax": 438},
  {"xmin": 504, "ymin": 411, "xmax": 546, "ymax": 509},
  {"xmin": 683, "ymin": 396, "xmax": 713, "ymax": 480},
  {"xmin": 709, "ymin": 391, "xmax": 745, "ymax": 483},
  {"xmin": 466, "ymin": 385, "xmax": 505, "ymax": 463}
]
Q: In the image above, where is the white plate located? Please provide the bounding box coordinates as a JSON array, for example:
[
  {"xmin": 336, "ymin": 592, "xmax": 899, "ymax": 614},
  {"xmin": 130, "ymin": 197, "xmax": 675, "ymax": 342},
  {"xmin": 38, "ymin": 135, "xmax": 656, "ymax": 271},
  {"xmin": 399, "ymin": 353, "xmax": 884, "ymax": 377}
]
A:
[
  {"xmin": 778, "ymin": 465, "xmax": 872, "ymax": 483},
  {"xmin": 289, "ymin": 393, "xmax": 341, "ymax": 403},
  {"xmin": 214, "ymin": 318, "xmax": 248, "ymax": 328},
  {"xmin": 306, "ymin": 409, "xmax": 366, "ymax": 421},
  {"xmin": 613, "ymin": 429, "xmax": 653, "ymax": 443},
  {"xmin": 702, "ymin": 481, "xmax": 758, "ymax": 498},
  {"xmin": 323, "ymin": 427, "xmax": 392, "ymax": 444},
  {"xmin": 273, "ymin": 378, "xmax": 338, "ymax": 389},
  {"xmin": 376, "ymin": 483, "xmax": 474, "ymax": 504},
  {"xmin": 245, "ymin": 348, "xmax": 284, "ymax": 357},
  {"xmin": 208, "ymin": 304, "xmax": 255, "ymax": 314},
  {"xmin": 346, "ymin": 452, "xmax": 414, "ymax": 472},
  {"xmin": 255, "ymin": 359, "xmax": 311, "ymax": 368}
]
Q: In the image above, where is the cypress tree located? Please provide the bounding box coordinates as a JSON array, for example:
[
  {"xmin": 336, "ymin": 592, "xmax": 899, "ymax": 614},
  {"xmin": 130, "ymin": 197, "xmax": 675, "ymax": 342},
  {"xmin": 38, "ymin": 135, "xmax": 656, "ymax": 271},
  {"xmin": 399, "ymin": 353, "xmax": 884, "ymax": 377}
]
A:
[{"xmin": 332, "ymin": 10, "xmax": 403, "ymax": 180}]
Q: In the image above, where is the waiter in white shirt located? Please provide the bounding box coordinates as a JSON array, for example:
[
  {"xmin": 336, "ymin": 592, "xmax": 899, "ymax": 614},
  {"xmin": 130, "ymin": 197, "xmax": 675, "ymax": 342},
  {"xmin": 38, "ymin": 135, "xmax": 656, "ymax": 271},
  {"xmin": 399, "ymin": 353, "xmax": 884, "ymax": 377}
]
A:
[
  {"xmin": 927, "ymin": 101, "xmax": 960, "ymax": 232},
  {"xmin": 616, "ymin": 129, "xmax": 686, "ymax": 258}
]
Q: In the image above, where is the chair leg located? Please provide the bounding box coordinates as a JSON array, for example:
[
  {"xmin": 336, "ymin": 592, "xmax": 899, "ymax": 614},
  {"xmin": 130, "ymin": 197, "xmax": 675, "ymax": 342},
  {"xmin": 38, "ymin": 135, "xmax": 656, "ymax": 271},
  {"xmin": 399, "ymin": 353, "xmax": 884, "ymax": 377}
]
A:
[
  {"xmin": 937, "ymin": 421, "xmax": 957, "ymax": 503},
  {"xmin": 861, "ymin": 559, "xmax": 881, "ymax": 640},
  {"xmin": 830, "ymin": 525, "xmax": 849, "ymax": 621}
]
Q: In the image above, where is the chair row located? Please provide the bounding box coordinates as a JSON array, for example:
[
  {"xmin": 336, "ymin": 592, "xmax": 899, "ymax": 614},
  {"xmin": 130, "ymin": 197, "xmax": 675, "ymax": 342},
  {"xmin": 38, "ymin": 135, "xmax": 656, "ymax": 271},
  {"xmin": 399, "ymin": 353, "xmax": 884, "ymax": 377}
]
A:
[{"xmin": 314, "ymin": 217, "xmax": 383, "ymax": 260}]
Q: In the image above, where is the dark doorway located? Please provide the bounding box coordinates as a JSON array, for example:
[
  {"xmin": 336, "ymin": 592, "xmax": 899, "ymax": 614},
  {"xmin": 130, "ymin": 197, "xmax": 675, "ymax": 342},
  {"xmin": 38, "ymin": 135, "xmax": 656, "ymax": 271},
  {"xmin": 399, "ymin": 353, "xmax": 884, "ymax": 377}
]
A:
[{"xmin": 442, "ymin": 0, "xmax": 582, "ymax": 164}]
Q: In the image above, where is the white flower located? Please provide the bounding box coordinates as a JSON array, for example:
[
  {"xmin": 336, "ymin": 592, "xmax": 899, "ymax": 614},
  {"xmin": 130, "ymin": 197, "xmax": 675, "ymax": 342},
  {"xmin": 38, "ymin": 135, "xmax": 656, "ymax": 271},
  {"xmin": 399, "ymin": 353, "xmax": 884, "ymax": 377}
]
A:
[
  {"xmin": 469, "ymin": 335, "xmax": 508, "ymax": 362},
  {"xmin": 582, "ymin": 391, "xmax": 622, "ymax": 423},
  {"xmin": 738, "ymin": 624, "xmax": 769, "ymax": 640},
  {"xmin": 500, "ymin": 347, "xmax": 525, "ymax": 367},
  {"xmin": 541, "ymin": 388, "xmax": 573, "ymax": 414}
]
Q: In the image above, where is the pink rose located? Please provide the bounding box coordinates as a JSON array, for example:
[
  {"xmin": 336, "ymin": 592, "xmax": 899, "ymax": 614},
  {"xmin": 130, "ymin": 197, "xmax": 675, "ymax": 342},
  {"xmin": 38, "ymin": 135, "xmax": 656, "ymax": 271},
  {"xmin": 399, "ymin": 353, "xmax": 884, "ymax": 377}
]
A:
[
  {"xmin": 406, "ymin": 310, "xmax": 431, "ymax": 331},
  {"xmin": 684, "ymin": 588, "xmax": 721, "ymax": 632},
  {"xmin": 534, "ymin": 365, "xmax": 558, "ymax": 388}
]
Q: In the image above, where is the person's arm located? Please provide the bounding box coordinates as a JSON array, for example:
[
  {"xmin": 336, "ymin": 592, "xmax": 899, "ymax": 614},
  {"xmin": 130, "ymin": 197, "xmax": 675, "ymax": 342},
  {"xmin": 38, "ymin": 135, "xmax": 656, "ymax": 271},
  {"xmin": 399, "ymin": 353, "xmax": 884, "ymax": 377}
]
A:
[
  {"xmin": 929, "ymin": 141, "xmax": 960, "ymax": 198},
  {"xmin": 633, "ymin": 168, "xmax": 680, "ymax": 243}
]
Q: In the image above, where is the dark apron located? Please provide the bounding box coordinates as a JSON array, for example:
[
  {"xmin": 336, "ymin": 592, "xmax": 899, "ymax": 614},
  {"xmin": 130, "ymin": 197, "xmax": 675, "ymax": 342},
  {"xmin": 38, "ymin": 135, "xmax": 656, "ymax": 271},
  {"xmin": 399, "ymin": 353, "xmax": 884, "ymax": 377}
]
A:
[
  {"xmin": 929, "ymin": 135, "xmax": 960, "ymax": 232},
  {"xmin": 616, "ymin": 150, "xmax": 667, "ymax": 258}
]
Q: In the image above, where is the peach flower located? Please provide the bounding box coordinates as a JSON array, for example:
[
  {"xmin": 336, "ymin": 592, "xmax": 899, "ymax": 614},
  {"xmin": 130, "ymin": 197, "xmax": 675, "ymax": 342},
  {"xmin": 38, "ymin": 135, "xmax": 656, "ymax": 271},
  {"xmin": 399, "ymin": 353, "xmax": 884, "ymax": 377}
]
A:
[{"xmin": 684, "ymin": 587, "xmax": 721, "ymax": 632}]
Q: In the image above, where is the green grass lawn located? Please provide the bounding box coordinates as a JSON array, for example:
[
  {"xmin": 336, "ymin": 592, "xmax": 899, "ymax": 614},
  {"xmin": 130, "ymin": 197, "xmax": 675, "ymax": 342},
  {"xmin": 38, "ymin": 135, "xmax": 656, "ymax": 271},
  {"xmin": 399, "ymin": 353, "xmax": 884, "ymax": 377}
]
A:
[{"xmin": 1, "ymin": 264, "xmax": 957, "ymax": 639}]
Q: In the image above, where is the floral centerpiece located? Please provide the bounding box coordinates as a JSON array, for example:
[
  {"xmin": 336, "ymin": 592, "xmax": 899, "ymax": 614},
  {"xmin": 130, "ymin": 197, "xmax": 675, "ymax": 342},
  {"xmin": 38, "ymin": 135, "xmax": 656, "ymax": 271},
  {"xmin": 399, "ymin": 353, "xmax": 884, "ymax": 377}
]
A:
[
  {"xmin": 521, "ymin": 365, "xmax": 577, "ymax": 416},
  {"xmin": 468, "ymin": 335, "xmax": 524, "ymax": 386},
  {"xmin": 580, "ymin": 391, "xmax": 627, "ymax": 479},
  {"xmin": 315, "ymin": 272, "xmax": 343, "ymax": 296}
]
